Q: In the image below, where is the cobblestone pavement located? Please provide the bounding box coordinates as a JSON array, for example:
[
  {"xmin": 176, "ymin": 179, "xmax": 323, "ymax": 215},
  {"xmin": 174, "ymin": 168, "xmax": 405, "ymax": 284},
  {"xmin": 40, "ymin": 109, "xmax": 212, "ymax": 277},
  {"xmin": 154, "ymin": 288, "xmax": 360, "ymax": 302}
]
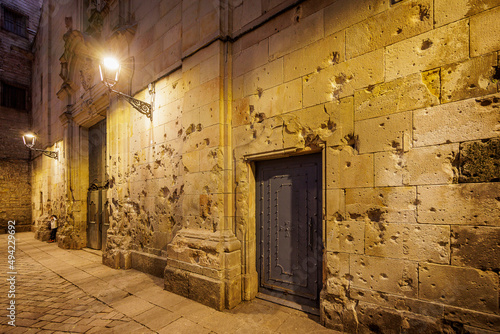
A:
[{"xmin": 0, "ymin": 232, "xmax": 340, "ymax": 333}]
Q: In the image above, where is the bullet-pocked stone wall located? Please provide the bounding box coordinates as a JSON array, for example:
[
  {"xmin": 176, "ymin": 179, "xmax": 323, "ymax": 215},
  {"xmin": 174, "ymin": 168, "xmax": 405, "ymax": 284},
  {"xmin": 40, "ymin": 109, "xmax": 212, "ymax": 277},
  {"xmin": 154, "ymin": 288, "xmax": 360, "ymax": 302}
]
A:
[
  {"xmin": 232, "ymin": 0, "xmax": 500, "ymax": 332},
  {"xmin": 29, "ymin": 0, "xmax": 499, "ymax": 331}
]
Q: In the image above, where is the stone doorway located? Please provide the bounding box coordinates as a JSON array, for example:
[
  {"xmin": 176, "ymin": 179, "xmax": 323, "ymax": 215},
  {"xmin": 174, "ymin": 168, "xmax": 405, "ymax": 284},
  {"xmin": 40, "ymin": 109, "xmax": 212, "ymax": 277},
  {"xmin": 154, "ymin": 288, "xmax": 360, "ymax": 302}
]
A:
[
  {"xmin": 87, "ymin": 119, "xmax": 109, "ymax": 250},
  {"xmin": 255, "ymin": 153, "xmax": 323, "ymax": 311}
]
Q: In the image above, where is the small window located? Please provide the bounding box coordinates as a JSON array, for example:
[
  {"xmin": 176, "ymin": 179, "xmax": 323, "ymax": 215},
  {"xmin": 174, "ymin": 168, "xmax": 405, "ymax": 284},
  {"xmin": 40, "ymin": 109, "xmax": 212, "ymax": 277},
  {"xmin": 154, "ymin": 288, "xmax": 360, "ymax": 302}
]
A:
[
  {"xmin": 1, "ymin": 82, "xmax": 27, "ymax": 110},
  {"xmin": 3, "ymin": 6, "xmax": 27, "ymax": 37}
]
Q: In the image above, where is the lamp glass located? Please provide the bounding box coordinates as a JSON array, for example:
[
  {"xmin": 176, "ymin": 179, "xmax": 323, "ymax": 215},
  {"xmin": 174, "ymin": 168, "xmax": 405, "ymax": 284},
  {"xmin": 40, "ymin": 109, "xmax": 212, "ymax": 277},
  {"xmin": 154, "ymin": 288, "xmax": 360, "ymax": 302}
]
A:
[
  {"xmin": 23, "ymin": 134, "xmax": 36, "ymax": 148},
  {"xmin": 100, "ymin": 57, "xmax": 121, "ymax": 88}
]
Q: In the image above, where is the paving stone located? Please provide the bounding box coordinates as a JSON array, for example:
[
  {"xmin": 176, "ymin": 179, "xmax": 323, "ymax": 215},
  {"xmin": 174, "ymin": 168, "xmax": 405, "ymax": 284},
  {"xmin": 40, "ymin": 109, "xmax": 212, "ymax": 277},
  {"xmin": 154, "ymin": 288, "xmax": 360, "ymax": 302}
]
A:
[{"xmin": 0, "ymin": 232, "xmax": 334, "ymax": 333}]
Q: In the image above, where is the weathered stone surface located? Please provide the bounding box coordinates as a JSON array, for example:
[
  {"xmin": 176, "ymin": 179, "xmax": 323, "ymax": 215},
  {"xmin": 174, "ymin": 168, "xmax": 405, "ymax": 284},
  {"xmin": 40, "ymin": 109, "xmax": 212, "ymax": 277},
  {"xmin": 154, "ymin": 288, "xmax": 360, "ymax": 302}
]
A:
[
  {"xmin": 403, "ymin": 224, "xmax": 450, "ymax": 264},
  {"xmin": 451, "ymin": 226, "xmax": 500, "ymax": 271},
  {"xmin": 233, "ymin": 39, "xmax": 269, "ymax": 78},
  {"xmin": 346, "ymin": 186, "xmax": 416, "ymax": 223},
  {"xmin": 356, "ymin": 111, "xmax": 412, "ymax": 154},
  {"xmin": 303, "ymin": 49, "xmax": 384, "ymax": 106},
  {"xmin": 326, "ymin": 147, "xmax": 374, "ymax": 189},
  {"xmin": 459, "ymin": 138, "xmax": 500, "ymax": 183},
  {"xmin": 351, "ymin": 255, "xmax": 418, "ymax": 297},
  {"xmin": 441, "ymin": 53, "xmax": 498, "ymax": 103},
  {"xmin": 365, "ymin": 222, "xmax": 405, "ymax": 258},
  {"xmin": 269, "ymin": 10, "xmax": 323, "ymax": 60},
  {"xmin": 325, "ymin": 189, "xmax": 344, "ymax": 221},
  {"xmin": 385, "ymin": 20, "xmax": 469, "ymax": 81},
  {"xmin": 417, "ymin": 183, "xmax": 500, "ymax": 225},
  {"xmin": 471, "ymin": 6, "xmax": 500, "ymax": 57},
  {"xmin": 435, "ymin": 0, "xmax": 500, "ymax": 27},
  {"xmin": 350, "ymin": 287, "xmax": 444, "ymax": 318},
  {"xmin": 413, "ymin": 93, "xmax": 500, "ymax": 147},
  {"xmin": 324, "ymin": 0, "xmax": 389, "ymax": 36},
  {"xmin": 354, "ymin": 70, "xmax": 440, "ymax": 121},
  {"xmin": 326, "ymin": 221, "xmax": 364, "ymax": 254},
  {"xmin": 374, "ymin": 144, "xmax": 459, "ymax": 187},
  {"xmin": 346, "ymin": 0, "xmax": 433, "ymax": 59},
  {"xmin": 242, "ymin": 58, "xmax": 283, "ymax": 97},
  {"xmin": 130, "ymin": 250, "xmax": 167, "ymax": 278},
  {"xmin": 444, "ymin": 306, "xmax": 500, "ymax": 332},
  {"xmin": 406, "ymin": 144, "xmax": 459, "ymax": 186},
  {"xmin": 326, "ymin": 97, "xmax": 354, "ymax": 148},
  {"xmin": 284, "ymin": 30, "xmax": 344, "ymax": 82},
  {"xmin": 419, "ymin": 263, "xmax": 499, "ymax": 313},
  {"xmin": 344, "ymin": 302, "xmax": 404, "ymax": 334}
]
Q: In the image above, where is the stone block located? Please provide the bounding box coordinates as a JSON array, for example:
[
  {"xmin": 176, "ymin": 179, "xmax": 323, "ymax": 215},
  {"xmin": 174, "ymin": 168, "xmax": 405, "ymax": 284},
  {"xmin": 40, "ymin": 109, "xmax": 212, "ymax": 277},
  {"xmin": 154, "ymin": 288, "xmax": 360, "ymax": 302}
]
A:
[
  {"xmin": 444, "ymin": 306, "xmax": 500, "ymax": 332},
  {"xmin": 283, "ymin": 30, "xmax": 345, "ymax": 82},
  {"xmin": 459, "ymin": 138, "xmax": 500, "ymax": 183},
  {"xmin": 324, "ymin": 252, "xmax": 350, "ymax": 278},
  {"xmin": 471, "ymin": 6, "xmax": 500, "ymax": 57},
  {"xmin": 130, "ymin": 250, "xmax": 168, "ymax": 278},
  {"xmin": 326, "ymin": 220, "xmax": 364, "ymax": 254},
  {"xmin": 303, "ymin": 49, "xmax": 384, "ymax": 106},
  {"xmin": 385, "ymin": 20, "xmax": 469, "ymax": 81},
  {"xmin": 327, "ymin": 97, "xmax": 354, "ymax": 148},
  {"xmin": 188, "ymin": 272, "xmax": 224, "ymax": 310},
  {"xmin": 419, "ymin": 263, "xmax": 499, "ymax": 313},
  {"xmin": 242, "ymin": 58, "xmax": 283, "ymax": 97},
  {"xmin": 346, "ymin": 302, "xmax": 405, "ymax": 334},
  {"xmin": 200, "ymin": 54, "xmax": 220, "ymax": 84},
  {"xmin": 403, "ymin": 224, "xmax": 450, "ymax": 264},
  {"xmin": 350, "ymin": 255, "xmax": 418, "ymax": 297},
  {"xmin": 356, "ymin": 111, "xmax": 412, "ymax": 154},
  {"xmin": 233, "ymin": 39, "xmax": 269, "ymax": 78},
  {"xmin": 325, "ymin": 188, "xmax": 344, "ymax": 221},
  {"xmin": 441, "ymin": 53, "xmax": 498, "ymax": 103},
  {"xmin": 435, "ymin": 0, "xmax": 500, "ymax": 27},
  {"xmin": 350, "ymin": 287, "xmax": 444, "ymax": 318},
  {"xmin": 346, "ymin": 0, "xmax": 433, "ymax": 59},
  {"xmin": 417, "ymin": 183, "xmax": 500, "ymax": 225},
  {"xmin": 405, "ymin": 144, "xmax": 459, "ymax": 186},
  {"xmin": 247, "ymin": 78, "xmax": 302, "ymax": 119},
  {"xmin": 326, "ymin": 147, "xmax": 374, "ymax": 189},
  {"xmin": 164, "ymin": 267, "xmax": 190, "ymax": 298},
  {"xmin": 346, "ymin": 186, "xmax": 416, "ymax": 223},
  {"xmin": 324, "ymin": 0, "xmax": 389, "ymax": 36},
  {"xmin": 451, "ymin": 226, "xmax": 500, "ymax": 271},
  {"xmin": 374, "ymin": 151, "xmax": 407, "ymax": 187},
  {"xmin": 365, "ymin": 222, "xmax": 405, "ymax": 258},
  {"xmin": 354, "ymin": 71, "xmax": 440, "ymax": 121},
  {"xmin": 413, "ymin": 94, "xmax": 500, "ymax": 147},
  {"xmin": 269, "ymin": 10, "xmax": 324, "ymax": 60}
]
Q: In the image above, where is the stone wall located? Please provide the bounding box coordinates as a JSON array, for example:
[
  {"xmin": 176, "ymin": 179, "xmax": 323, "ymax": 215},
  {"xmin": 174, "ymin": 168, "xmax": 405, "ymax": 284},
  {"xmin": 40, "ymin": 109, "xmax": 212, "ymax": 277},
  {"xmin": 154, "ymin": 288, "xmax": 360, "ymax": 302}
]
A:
[
  {"xmin": 29, "ymin": 0, "xmax": 500, "ymax": 332},
  {"xmin": 0, "ymin": 0, "xmax": 42, "ymax": 233}
]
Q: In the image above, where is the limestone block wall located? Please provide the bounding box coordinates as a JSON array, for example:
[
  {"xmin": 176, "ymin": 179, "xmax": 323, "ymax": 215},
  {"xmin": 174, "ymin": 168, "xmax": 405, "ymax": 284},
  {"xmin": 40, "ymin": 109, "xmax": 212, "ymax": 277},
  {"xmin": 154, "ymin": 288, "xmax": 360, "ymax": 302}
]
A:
[{"xmin": 232, "ymin": 0, "xmax": 500, "ymax": 332}]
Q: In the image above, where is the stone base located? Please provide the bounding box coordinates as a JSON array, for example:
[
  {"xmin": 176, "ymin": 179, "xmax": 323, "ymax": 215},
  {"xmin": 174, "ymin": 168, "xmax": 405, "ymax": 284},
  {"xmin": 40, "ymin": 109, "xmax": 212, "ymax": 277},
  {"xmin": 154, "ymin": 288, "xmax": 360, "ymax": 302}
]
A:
[
  {"xmin": 131, "ymin": 250, "xmax": 167, "ymax": 278},
  {"xmin": 103, "ymin": 250, "xmax": 131, "ymax": 269},
  {"xmin": 57, "ymin": 234, "xmax": 86, "ymax": 249},
  {"xmin": 321, "ymin": 297, "xmax": 500, "ymax": 333},
  {"xmin": 33, "ymin": 214, "xmax": 51, "ymax": 242},
  {"xmin": 164, "ymin": 229, "xmax": 242, "ymax": 310}
]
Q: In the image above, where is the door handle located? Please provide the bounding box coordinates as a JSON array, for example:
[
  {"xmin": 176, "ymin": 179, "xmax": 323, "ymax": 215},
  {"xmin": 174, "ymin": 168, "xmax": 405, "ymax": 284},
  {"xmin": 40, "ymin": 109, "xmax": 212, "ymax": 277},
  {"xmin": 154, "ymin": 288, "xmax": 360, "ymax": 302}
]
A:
[{"xmin": 308, "ymin": 217, "xmax": 314, "ymax": 249}]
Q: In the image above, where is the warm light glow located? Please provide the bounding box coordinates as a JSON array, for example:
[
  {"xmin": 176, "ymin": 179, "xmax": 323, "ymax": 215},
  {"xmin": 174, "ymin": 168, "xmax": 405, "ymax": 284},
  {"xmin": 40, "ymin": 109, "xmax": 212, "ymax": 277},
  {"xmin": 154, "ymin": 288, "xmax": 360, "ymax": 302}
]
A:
[
  {"xmin": 22, "ymin": 133, "xmax": 36, "ymax": 148},
  {"xmin": 103, "ymin": 57, "xmax": 120, "ymax": 70}
]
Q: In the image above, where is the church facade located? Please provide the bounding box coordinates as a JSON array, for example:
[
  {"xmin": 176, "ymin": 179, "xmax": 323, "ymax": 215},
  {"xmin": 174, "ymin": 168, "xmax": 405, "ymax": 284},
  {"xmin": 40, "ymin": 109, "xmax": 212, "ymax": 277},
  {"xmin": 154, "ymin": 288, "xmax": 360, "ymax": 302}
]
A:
[{"xmin": 29, "ymin": 0, "xmax": 499, "ymax": 332}]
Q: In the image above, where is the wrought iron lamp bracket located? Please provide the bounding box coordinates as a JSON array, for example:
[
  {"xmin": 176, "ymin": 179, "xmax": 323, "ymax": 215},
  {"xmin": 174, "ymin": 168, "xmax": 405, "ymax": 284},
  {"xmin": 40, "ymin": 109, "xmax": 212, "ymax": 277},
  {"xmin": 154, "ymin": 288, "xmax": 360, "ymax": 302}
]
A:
[
  {"xmin": 110, "ymin": 89, "xmax": 152, "ymax": 120},
  {"xmin": 31, "ymin": 148, "xmax": 58, "ymax": 160}
]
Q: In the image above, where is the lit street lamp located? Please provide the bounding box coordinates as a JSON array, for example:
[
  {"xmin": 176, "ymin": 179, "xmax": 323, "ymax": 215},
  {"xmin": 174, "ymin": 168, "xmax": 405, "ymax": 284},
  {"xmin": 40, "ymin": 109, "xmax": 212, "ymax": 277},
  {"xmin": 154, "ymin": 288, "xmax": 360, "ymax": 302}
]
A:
[
  {"xmin": 99, "ymin": 56, "xmax": 153, "ymax": 120},
  {"xmin": 22, "ymin": 133, "xmax": 58, "ymax": 159}
]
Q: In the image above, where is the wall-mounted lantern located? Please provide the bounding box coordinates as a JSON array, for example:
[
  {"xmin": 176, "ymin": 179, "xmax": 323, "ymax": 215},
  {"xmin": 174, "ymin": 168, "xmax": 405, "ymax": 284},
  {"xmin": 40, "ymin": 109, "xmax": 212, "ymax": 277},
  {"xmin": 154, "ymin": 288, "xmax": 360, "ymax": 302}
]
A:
[
  {"xmin": 22, "ymin": 133, "xmax": 58, "ymax": 160},
  {"xmin": 99, "ymin": 56, "xmax": 153, "ymax": 120}
]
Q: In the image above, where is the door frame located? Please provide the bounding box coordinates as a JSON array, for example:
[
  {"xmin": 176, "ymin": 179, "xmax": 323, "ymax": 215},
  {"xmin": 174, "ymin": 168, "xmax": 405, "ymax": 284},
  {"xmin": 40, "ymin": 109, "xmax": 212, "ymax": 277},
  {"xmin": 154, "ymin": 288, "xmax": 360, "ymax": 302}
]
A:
[
  {"xmin": 255, "ymin": 153, "xmax": 323, "ymax": 312},
  {"xmin": 237, "ymin": 149, "xmax": 326, "ymax": 310}
]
